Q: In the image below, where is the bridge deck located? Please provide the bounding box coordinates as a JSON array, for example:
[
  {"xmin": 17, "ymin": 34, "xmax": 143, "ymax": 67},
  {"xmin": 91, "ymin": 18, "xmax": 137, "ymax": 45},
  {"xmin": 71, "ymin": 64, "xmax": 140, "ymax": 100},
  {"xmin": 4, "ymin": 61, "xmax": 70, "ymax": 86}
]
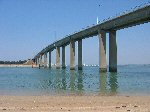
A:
[{"xmin": 34, "ymin": 4, "xmax": 150, "ymax": 59}]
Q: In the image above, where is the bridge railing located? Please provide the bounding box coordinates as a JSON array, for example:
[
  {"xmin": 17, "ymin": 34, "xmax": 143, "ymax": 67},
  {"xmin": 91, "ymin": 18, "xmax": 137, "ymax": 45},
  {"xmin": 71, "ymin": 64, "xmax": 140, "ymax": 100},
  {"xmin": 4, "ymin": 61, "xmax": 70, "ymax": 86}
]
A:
[
  {"xmin": 98, "ymin": 2, "xmax": 150, "ymax": 24},
  {"xmin": 66, "ymin": 2, "xmax": 150, "ymax": 38}
]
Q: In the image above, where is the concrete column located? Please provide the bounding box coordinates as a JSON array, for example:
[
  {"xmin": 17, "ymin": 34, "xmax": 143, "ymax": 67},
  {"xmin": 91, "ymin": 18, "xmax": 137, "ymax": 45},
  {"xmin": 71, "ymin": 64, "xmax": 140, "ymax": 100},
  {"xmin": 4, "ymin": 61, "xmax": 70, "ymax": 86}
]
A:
[
  {"xmin": 35, "ymin": 58, "xmax": 37, "ymax": 65},
  {"xmin": 109, "ymin": 30, "xmax": 117, "ymax": 72},
  {"xmin": 44, "ymin": 52, "xmax": 48, "ymax": 68},
  {"xmin": 38, "ymin": 58, "xmax": 40, "ymax": 65},
  {"xmin": 56, "ymin": 47, "xmax": 60, "ymax": 69},
  {"xmin": 39, "ymin": 54, "xmax": 42, "ymax": 68},
  {"xmin": 62, "ymin": 46, "xmax": 66, "ymax": 69},
  {"xmin": 49, "ymin": 51, "xmax": 51, "ymax": 68},
  {"xmin": 78, "ymin": 39, "xmax": 82, "ymax": 70},
  {"xmin": 70, "ymin": 40, "xmax": 75, "ymax": 70},
  {"xmin": 99, "ymin": 30, "xmax": 107, "ymax": 72},
  {"xmin": 36, "ymin": 58, "xmax": 39, "ymax": 65}
]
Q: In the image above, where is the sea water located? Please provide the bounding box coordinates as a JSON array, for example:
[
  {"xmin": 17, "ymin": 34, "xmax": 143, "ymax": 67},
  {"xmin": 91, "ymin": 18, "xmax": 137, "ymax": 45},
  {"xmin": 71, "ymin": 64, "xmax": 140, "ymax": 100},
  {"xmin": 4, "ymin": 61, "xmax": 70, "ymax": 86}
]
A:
[{"xmin": 0, "ymin": 65, "xmax": 150, "ymax": 96}]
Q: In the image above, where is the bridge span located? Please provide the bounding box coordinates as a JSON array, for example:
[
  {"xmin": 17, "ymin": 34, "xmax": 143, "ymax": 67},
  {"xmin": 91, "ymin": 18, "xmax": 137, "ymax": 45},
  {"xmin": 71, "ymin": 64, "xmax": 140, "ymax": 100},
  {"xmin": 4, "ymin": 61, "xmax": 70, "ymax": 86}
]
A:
[{"xmin": 33, "ymin": 4, "xmax": 150, "ymax": 72}]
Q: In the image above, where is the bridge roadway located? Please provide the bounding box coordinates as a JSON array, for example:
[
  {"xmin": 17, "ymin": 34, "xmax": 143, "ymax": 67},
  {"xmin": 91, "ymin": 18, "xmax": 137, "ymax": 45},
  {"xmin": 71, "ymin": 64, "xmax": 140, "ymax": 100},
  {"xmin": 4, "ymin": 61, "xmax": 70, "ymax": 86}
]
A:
[{"xmin": 34, "ymin": 4, "xmax": 150, "ymax": 72}]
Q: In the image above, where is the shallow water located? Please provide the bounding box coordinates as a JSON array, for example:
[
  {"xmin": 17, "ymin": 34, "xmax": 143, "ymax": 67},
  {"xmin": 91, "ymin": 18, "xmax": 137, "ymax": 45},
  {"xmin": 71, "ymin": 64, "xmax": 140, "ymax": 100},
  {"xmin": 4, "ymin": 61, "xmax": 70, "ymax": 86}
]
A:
[{"xmin": 0, "ymin": 65, "xmax": 150, "ymax": 96}]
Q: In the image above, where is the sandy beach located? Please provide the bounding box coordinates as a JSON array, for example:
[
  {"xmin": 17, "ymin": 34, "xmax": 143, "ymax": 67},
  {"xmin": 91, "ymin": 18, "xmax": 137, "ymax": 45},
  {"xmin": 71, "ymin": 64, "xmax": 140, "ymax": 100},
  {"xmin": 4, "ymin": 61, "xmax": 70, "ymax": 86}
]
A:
[
  {"xmin": 0, "ymin": 64, "xmax": 37, "ymax": 68},
  {"xmin": 0, "ymin": 95, "xmax": 150, "ymax": 112}
]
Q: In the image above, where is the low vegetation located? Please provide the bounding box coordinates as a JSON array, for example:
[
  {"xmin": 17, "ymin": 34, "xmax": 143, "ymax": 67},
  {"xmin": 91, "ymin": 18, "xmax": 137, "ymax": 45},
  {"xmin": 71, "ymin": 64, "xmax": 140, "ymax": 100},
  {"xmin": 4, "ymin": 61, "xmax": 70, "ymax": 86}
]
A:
[{"xmin": 0, "ymin": 60, "xmax": 27, "ymax": 64}]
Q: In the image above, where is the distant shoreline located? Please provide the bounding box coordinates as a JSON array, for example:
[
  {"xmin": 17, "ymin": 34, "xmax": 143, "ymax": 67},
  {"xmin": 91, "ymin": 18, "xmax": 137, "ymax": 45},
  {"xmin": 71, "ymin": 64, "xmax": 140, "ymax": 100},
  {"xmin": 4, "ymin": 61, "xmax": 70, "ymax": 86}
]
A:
[
  {"xmin": 0, "ymin": 64, "xmax": 37, "ymax": 67},
  {"xmin": 0, "ymin": 64, "xmax": 150, "ymax": 68}
]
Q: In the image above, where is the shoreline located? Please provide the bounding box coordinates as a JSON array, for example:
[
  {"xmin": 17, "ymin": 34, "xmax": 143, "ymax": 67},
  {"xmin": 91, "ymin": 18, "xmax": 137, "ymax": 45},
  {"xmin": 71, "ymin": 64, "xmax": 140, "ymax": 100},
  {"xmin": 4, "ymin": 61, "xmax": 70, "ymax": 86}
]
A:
[
  {"xmin": 0, "ymin": 95, "xmax": 150, "ymax": 111},
  {"xmin": 0, "ymin": 64, "xmax": 37, "ymax": 67}
]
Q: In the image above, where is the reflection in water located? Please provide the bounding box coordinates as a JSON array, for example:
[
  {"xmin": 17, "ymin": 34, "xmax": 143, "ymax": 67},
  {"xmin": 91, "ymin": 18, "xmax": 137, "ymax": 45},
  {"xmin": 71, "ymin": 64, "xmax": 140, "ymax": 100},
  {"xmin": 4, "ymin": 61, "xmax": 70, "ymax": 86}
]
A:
[
  {"xmin": 70, "ymin": 70, "xmax": 76, "ymax": 91},
  {"xmin": 38, "ymin": 67, "xmax": 118, "ymax": 95},
  {"xmin": 108, "ymin": 72, "xmax": 118, "ymax": 95},
  {"xmin": 100, "ymin": 73, "xmax": 107, "ymax": 95},
  {"xmin": 54, "ymin": 69, "xmax": 62, "ymax": 90},
  {"xmin": 77, "ymin": 70, "xmax": 84, "ymax": 91},
  {"xmin": 69, "ymin": 70, "xmax": 84, "ymax": 94},
  {"xmin": 99, "ymin": 72, "xmax": 118, "ymax": 95},
  {"xmin": 1, "ymin": 66, "xmax": 150, "ymax": 96},
  {"xmin": 61, "ymin": 69, "xmax": 67, "ymax": 90},
  {"xmin": 39, "ymin": 69, "xmax": 52, "ymax": 90}
]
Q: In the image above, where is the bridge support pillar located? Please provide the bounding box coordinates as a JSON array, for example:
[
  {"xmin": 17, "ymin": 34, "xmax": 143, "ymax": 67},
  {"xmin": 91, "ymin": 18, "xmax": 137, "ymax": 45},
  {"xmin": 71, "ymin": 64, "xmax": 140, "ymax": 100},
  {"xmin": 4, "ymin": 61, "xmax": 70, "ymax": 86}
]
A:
[
  {"xmin": 49, "ymin": 51, "xmax": 51, "ymax": 68},
  {"xmin": 109, "ymin": 30, "xmax": 117, "ymax": 72},
  {"xmin": 99, "ymin": 30, "xmax": 107, "ymax": 72},
  {"xmin": 36, "ymin": 58, "xmax": 39, "ymax": 66},
  {"xmin": 44, "ymin": 52, "xmax": 47, "ymax": 68},
  {"xmin": 35, "ymin": 58, "xmax": 37, "ymax": 66},
  {"xmin": 39, "ymin": 55, "xmax": 42, "ymax": 68},
  {"xmin": 78, "ymin": 39, "xmax": 82, "ymax": 70},
  {"xmin": 70, "ymin": 40, "xmax": 75, "ymax": 70},
  {"xmin": 56, "ymin": 47, "xmax": 60, "ymax": 69},
  {"xmin": 62, "ymin": 46, "xmax": 66, "ymax": 69}
]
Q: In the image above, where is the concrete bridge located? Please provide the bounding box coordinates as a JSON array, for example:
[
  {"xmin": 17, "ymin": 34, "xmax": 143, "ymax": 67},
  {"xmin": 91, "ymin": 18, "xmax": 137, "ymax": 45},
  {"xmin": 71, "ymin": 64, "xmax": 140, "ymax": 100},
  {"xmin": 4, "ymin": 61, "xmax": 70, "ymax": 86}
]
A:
[{"xmin": 33, "ymin": 4, "xmax": 150, "ymax": 72}]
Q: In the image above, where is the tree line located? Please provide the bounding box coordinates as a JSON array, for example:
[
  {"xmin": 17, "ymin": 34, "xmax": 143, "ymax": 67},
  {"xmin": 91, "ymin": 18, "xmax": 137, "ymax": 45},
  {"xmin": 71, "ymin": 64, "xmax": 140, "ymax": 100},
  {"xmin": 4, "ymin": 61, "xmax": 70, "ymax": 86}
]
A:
[{"xmin": 0, "ymin": 60, "xmax": 27, "ymax": 64}]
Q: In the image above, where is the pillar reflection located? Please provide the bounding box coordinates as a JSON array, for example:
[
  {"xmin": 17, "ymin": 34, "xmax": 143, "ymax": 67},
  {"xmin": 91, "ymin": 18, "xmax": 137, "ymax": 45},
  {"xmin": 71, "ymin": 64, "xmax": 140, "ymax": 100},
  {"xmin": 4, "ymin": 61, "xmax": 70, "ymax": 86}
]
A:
[
  {"xmin": 99, "ymin": 72, "xmax": 118, "ymax": 95},
  {"xmin": 108, "ymin": 72, "xmax": 118, "ymax": 95},
  {"xmin": 61, "ymin": 69, "xmax": 67, "ymax": 90},
  {"xmin": 69, "ymin": 70, "xmax": 84, "ymax": 94},
  {"xmin": 54, "ymin": 69, "xmax": 62, "ymax": 90},
  {"xmin": 100, "ymin": 72, "xmax": 107, "ymax": 95},
  {"xmin": 77, "ymin": 70, "xmax": 84, "ymax": 92},
  {"xmin": 70, "ymin": 70, "xmax": 76, "ymax": 91}
]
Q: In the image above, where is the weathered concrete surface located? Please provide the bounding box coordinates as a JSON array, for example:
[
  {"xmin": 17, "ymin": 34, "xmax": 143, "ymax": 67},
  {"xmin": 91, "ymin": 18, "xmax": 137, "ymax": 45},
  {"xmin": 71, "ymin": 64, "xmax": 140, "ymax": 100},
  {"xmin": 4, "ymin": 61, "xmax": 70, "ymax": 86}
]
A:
[
  {"xmin": 99, "ymin": 30, "xmax": 107, "ymax": 72},
  {"xmin": 49, "ymin": 51, "xmax": 51, "ymax": 68},
  {"xmin": 35, "ymin": 58, "xmax": 38, "ymax": 65},
  {"xmin": 78, "ymin": 39, "xmax": 82, "ymax": 70},
  {"xmin": 56, "ymin": 47, "xmax": 60, "ymax": 69},
  {"xmin": 39, "ymin": 55, "xmax": 42, "ymax": 68},
  {"xmin": 55, "ymin": 37, "xmax": 70, "ymax": 48},
  {"xmin": 70, "ymin": 41, "xmax": 75, "ymax": 70},
  {"xmin": 44, "ymin": 53, "xmax": 48, "ymax": 68},
  {"xmin": 62, "ymin": 46, "xmax": 66, "ymax": 69},
  {"xmin": 37, "ymin": 58, "xmax": 39, "ymax": 65},
  {"xmin": 109, "ymin": 30, "xmax": 117, "ymax": 72}
]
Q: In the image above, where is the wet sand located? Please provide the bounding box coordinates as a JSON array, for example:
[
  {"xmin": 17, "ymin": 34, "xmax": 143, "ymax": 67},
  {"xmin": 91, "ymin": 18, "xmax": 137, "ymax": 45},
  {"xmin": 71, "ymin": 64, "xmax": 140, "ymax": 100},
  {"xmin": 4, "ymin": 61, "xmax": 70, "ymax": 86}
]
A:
[{"xmin": 0, "ymin": 95, "xmax": 150, "ymax": 112}]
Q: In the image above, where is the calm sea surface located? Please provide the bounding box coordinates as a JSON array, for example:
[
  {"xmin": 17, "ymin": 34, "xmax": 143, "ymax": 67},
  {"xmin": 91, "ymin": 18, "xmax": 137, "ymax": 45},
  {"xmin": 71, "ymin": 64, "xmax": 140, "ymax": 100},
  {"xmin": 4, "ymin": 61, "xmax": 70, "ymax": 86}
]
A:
[{"xmin": 0, "ymin": 65, "xmax": 150, "ymax": 96}]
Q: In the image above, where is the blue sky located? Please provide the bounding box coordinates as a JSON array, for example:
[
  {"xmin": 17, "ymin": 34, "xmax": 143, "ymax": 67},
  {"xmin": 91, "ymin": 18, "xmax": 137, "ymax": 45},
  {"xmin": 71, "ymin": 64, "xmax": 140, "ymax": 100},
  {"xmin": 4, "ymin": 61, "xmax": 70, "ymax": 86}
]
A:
[{"xmin": 0, "ymin": 0, "xmax": 150, "ymax": 65}]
